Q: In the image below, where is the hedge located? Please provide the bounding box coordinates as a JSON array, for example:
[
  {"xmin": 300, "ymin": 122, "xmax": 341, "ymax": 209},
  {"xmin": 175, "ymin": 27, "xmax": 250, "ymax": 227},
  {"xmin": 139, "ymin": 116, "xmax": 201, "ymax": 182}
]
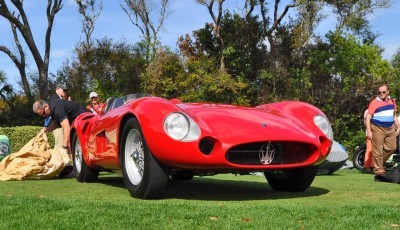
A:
[{"xmin": 0, "ymin": 126, "xmax": 55, "ymax": 153}]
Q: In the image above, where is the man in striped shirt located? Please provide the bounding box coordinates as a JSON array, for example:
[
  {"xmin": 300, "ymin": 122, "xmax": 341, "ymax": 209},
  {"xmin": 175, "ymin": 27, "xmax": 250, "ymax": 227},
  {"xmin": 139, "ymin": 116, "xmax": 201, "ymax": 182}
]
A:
[{"xmin": 365, "ymin": 84, "xmax": 400, "ymax": 176}]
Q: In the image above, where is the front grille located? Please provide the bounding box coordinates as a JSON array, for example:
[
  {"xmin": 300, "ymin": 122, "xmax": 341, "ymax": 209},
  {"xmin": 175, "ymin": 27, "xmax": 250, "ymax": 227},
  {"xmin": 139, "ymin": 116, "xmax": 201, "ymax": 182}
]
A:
[{"xmin": 226, "ymin": 142, "xmax": 312, "ymax": 165}]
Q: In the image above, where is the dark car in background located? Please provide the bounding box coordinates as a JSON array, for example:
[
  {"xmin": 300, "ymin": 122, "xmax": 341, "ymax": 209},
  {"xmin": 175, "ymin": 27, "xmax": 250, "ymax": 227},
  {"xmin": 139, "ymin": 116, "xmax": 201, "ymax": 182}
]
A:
[{"xmin": 353, "ymin": 139, "xmax": 400, "ymax": 171}]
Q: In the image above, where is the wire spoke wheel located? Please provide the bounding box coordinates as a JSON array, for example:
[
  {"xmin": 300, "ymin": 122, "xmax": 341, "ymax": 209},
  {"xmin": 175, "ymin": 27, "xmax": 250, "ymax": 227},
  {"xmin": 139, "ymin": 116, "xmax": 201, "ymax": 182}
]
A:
[
  {"xmin": 74, "ymin": 138, "xmax": 82, "ymax": 174},
  {"xmin": 72, "ymin": 132, "xmax": 99, "ymax": 182},
  {"xmin": 125, "ymin": 129, "xmax": 145, "ymax": 185},
  {"xmin": 121, "ymin": 118, "xmax": 169, "ymax": 199}
]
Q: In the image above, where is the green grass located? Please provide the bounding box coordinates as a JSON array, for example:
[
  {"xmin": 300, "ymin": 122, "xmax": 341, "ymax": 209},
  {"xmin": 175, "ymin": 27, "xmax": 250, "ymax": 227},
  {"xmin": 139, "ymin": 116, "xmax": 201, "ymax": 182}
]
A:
[{"xmin": 0, "ymin": 169, "xmax": 399, "ymax": 229}]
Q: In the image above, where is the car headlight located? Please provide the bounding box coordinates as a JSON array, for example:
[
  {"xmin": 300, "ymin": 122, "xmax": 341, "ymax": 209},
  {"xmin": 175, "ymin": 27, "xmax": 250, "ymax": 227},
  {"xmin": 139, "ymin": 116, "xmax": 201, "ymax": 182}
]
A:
[
  {"xmin": 313, "ymin": 115, "xmax": 333, "ymax": 140},
  {"xmin": 164, "ymin": 112, "xmax": 201, "ymax": 141}
]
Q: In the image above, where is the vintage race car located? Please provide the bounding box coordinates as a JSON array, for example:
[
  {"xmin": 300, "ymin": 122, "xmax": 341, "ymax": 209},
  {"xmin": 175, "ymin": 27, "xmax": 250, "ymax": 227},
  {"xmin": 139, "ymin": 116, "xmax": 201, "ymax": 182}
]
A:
[{"xmin": 70, "ymin": 93, "xmax": 333, "ymax": 199}]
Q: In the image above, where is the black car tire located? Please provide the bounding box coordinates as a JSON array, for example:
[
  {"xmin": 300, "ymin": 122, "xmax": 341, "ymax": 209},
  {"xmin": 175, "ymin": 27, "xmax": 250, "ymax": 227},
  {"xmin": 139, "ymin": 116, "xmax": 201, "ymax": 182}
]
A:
[
  {"xmin": 72, "ymin": 132, "xmax": 99, "ymax": 182},
  {"xmin": 120, "ymin": 118, "xmax": 169, "ymax": 199},
  {"xmin": 264, "ymin": 166, "xmax": 318, "ymax": 192},
  {"xmin": 353, "ymin": 144, "xmax": 366, "ymax": 171}
]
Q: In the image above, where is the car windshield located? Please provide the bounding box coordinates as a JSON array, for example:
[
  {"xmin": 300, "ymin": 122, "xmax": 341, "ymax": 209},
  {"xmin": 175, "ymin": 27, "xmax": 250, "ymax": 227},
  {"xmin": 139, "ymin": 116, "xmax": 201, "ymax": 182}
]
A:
[{"xmin": 121, "ymin": 93, "xmax": 152, "ymax": 103}]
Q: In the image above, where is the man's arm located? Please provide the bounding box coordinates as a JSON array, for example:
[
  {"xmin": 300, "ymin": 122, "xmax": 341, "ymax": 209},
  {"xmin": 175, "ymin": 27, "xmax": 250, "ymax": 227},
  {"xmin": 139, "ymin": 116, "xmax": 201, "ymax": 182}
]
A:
[
  {"xmin": 365, "ymin": 113, "xmax": 372, "ymax": 140},
  {"xmin": 44, "ymin": 120, "xmax": 60, "ymax": 132},
  {"xmin": 394, "ymin": 114, "xmax": 400, "ymax": 136},
  {"xmin": 59, "ymin": 118, "xmax": 71, "ymax": 148}
]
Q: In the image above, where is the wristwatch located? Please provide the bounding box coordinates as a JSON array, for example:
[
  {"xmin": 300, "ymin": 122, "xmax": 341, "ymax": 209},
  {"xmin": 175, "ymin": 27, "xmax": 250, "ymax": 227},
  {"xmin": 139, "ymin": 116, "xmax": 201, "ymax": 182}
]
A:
[{"xmin": 62, "ymin": 145, "xmax": 68, "ymax": 149}]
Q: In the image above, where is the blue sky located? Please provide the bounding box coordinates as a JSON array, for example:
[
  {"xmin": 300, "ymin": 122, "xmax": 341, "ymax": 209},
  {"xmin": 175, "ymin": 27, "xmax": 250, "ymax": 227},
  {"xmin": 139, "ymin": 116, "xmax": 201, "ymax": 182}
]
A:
[{"xmin": 1, "ymin": 0, "xmax": 399, "ymax": 89}]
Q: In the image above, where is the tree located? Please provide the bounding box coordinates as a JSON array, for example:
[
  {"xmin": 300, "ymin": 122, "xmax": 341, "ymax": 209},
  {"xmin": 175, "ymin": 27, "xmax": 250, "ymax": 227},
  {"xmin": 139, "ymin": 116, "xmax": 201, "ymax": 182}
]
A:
[
  {"xmin": 121, "ymin": 0, "xmax": 170, "ymax": 63},
  {"xmin": 57, "ymin": 38, "xmax": 145, "ymax": 102},
  {"xmin": 176, "ymin": 34, "xmax": 250, "ymax": 104},
  {"xmin": 190, "ymin": 12, "xmax": 268, "ymax": 104},
  {"xmin": 0, "ymin": 20, "xmax": 32, "ymax": 102},
  {"xmin": 296, "ymin": 31, "xmax": 397, "ymax": 149},
  {"xmin": 391, "ymin": 47, "xmax": 400, "ymax": 69},
  {"xmin": 0, "ymin": 70, "xmax": 13, "ymax": 104},
  {"xmin": 0, "ymin": 0, "xmax": 63, "ymax": 100},
  {"xmin": 76, "ymin": 0, "xmax": 103, "ymax": 48},
  {"xmin": 197, "ymin": 0, "xmax": 226, "ymax": 71}
]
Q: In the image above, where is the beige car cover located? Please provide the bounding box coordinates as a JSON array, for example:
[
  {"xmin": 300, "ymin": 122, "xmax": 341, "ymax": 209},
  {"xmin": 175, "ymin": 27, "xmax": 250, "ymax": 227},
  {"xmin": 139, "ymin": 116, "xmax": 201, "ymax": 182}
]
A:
[{"xmin": 0, "ymin": 130, "xmax": 70, "ymax": 181}]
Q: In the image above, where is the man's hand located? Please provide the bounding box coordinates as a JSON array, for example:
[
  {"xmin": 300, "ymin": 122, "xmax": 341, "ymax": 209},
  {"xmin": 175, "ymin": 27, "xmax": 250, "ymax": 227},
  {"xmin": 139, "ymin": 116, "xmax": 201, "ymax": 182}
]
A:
[{"xmin": 366, "ymin": 130, "xmax": 373, "ymax": 140}]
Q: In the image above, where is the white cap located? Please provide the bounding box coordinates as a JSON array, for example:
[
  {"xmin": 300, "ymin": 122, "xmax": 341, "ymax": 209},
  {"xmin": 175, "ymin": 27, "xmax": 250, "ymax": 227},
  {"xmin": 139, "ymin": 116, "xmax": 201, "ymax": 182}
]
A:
[{"xmin": 89, "ymin": 92, "xmax": 98, "ymax": 98}]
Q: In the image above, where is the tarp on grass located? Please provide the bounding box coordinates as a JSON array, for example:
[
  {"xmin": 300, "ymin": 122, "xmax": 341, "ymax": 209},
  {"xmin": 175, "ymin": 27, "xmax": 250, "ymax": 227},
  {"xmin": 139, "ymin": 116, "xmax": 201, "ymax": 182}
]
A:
[{"xmin": 0, "ymin": 130, "xmax": 69, "ymax": 181}]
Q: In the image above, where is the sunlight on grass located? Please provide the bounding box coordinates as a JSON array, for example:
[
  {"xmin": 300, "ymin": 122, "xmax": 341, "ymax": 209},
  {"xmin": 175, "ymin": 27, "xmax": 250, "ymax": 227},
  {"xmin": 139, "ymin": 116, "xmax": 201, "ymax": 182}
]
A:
[{"xmin": 0, "ymin": 170, "xmax": 398, "ymax": 229}]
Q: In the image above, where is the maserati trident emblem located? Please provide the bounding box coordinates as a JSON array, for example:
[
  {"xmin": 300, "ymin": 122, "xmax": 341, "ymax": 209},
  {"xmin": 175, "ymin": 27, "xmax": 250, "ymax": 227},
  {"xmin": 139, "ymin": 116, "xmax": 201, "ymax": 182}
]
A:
[{"xmin": 259, "ymin": 142, "xmax": 275, "ymax": 165}]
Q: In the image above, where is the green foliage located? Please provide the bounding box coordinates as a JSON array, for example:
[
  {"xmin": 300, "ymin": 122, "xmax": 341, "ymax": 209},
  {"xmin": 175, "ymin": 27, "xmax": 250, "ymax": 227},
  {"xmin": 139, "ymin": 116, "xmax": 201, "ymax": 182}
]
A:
[
  {"xmin": 56, "ymin": 38, "xmax": 146, "ymax": 102},
  {"xmin": 0, "ymin": 96, "xmax": 42, "ymax": 127},
  {"xmin": 0, "ymin": 126, "xmax": 54, "ymax": 152},
  {"xmin": 292, "ymin": 31, "xmax": 397, "ymax": 150},
  {"xmin": 140, "ymin": 50, "xmax": 186, "ymax": 99},
  {"xmin": 142, "ymin": 49, "xmax": 250, "ymax": 105}
]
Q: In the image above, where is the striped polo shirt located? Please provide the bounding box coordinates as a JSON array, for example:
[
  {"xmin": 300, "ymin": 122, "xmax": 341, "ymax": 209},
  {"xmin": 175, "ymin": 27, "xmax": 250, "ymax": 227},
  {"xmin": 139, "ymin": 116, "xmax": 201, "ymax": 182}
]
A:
[{"xmin": 368, "ymin": 96, "xmax": 396, "ymax": 128}]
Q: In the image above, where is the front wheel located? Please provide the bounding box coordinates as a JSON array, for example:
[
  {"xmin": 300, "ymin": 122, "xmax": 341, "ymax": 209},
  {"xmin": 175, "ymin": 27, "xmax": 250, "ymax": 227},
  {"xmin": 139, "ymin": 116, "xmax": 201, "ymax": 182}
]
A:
[
  {"xmin": 72, "ymin": 132, "xmax": 99, "ymax": 182},
  {"xmin": 264, "ymin": 166, "xmax": 318, "ymax": 192},
  {"xmin": 353, "ymin": 144, "xmax": 366, "ymax": 171},
  {"xmin": 120, "ymin": 118, "xmax": 169, "ymax": 199}
]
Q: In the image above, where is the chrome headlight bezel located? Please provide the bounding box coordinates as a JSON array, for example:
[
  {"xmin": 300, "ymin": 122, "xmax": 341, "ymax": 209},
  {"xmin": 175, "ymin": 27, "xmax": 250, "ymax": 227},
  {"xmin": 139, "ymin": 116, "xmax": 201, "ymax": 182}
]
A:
[
  {"xmin": 164, "ymin": 112, "xmax": 201, "ymax": 142},
  {"xmin": 313, "ymin": 114, "xmax": 333, "ymax": 140}
]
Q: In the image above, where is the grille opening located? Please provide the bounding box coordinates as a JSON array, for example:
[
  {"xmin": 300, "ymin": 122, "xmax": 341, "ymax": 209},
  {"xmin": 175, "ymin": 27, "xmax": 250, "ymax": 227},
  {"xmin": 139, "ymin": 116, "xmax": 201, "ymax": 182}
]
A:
[
  {"xmin": 226, "ymin": 142, "xmax": 282, "ymax": 165},
  {"xmin": 199, "ymin": 137, "xmax": 215, "ymax": 155},
  {"xmin": 226, "ymin": 142, "xmax": 312, "ymax": 165}
]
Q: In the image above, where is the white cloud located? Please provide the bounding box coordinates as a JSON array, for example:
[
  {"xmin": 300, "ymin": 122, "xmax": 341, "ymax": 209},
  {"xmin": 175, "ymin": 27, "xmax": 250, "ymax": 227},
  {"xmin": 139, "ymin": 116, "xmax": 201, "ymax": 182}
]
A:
[{"xmin": 51, "ymin": 49, "xmax": 71, "ymax": 59}]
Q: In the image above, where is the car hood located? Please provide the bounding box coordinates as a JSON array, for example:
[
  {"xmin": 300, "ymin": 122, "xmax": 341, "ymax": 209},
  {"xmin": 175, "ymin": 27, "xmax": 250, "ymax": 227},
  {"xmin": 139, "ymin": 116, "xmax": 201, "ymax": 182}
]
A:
[{"xmin": 178, "ymin": 103, "xmax": 320, "ymax": 145}]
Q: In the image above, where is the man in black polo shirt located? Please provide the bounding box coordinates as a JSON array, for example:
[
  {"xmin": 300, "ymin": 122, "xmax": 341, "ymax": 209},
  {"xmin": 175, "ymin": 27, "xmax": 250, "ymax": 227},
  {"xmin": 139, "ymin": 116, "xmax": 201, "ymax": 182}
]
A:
[{"xmin": 33, "ymin": 99, "xmax": 90, "ymax": 151}]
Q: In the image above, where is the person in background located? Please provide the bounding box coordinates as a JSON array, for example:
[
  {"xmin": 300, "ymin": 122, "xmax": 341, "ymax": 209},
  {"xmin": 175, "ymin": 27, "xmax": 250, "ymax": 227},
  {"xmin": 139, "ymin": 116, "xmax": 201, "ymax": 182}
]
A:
[
  {"xmin": 363, "ymin": 96, "xmax": 377, "ymax": 172},
  {"xmin": 63, "ymin": 89, "xmax": 72, "ymax": 101},
  {"xmin": 87, "ymin": 92, "xmax": 105, "ymax": 115},
  {"xmin": 46, "ymin": 84, "xmax": 70, "ymax": 149},
  {"xmin": 48, "ymin": 84, "xmax": 68, "ymax": 102},
  {"xmin": 365, "ymin": 84, "xmax": 400, "ymax": 176}
]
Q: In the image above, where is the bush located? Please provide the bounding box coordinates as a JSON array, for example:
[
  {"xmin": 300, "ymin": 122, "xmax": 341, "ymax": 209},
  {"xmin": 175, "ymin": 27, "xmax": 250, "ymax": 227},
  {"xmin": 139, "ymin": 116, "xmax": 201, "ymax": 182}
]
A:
[{"xmin": 0, "ymin": 126, "xmax": 54, "ymax": 153}]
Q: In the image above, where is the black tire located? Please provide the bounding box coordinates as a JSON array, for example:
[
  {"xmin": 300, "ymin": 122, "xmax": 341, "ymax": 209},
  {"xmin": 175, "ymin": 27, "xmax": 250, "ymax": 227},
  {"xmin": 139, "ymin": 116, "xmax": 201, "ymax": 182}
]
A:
[
  {"xmin": 353, "ymin": 144, "xmax": 366, "ymax": 171},
  {"xmin": 72, "ymin": 132, "xmax": 99, "ymax": 182},
  {"xmin": 171, "ymin": 171, "xmax": 194, "ymax": 181},
  {"xmin": 264, "ymin": 166, "xmax": 318, "ymax": 192},
  {"xmin": 120, "ymin": 118, "xmax": 169, "ymax": 199}
]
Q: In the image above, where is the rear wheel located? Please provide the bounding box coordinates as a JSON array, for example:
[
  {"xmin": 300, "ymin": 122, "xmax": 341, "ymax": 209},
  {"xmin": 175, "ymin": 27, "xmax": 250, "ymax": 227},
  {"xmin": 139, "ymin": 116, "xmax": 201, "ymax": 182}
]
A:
[
  {"xmin": 120, "ymin": 118, "xmax": 169, "ymax": 199},
  {"xmin": 264, "ymin": 166, "xmax": 318, "ymax": 192},
  {"xmin": 353, "ymin": 144, "xmax": 366, "ymax": 171},
  {"xmin": 72, "ymin": 132, "xmax": 99, "ymax": 182}
]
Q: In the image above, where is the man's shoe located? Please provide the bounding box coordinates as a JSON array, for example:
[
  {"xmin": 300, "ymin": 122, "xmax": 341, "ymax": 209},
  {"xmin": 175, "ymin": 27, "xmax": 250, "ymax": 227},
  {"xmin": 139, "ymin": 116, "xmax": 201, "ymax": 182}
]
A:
[
  {"xmin": 374, "ymin": 168, "xmax": 386, "ymax": 176},
  {"xmin": 59, "ymin": 165, "xmax": 74, "ymax": 178}
]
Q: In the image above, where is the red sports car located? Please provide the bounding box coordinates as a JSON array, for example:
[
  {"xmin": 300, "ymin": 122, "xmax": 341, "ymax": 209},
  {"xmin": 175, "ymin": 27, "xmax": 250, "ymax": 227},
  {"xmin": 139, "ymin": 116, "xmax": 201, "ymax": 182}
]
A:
[{"xmin": 70, "ymin": 93, "xmax": 333, "ymax": 199}]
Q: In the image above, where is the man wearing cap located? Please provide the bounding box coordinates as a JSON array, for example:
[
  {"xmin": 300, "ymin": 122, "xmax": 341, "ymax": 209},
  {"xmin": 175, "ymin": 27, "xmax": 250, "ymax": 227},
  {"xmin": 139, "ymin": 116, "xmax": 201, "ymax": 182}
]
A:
[
  {"xmin": 49, "ymin": 84, "xmax": 69, "ymax": 102},
  {"xmin": 46, "ymin": 84, "xmax": 70, "ymax": 149},
  {"xmin": 87, "ymin": 92, "xmax": 105, "ymax": 115}
]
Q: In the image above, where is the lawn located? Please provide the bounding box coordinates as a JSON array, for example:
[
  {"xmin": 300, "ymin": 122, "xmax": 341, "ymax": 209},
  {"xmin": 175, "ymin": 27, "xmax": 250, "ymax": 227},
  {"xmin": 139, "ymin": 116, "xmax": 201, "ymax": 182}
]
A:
[{"xmin": 0, "ymin": 169, "xmax": 399, "ymax": 229}]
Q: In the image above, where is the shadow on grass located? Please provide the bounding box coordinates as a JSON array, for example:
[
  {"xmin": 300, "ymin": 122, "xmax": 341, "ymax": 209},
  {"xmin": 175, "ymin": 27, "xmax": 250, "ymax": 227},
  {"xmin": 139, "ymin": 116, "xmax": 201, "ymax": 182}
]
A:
[{"xmin": 96, "ymin": 175, "xmax": 329, "ymax": 201}]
